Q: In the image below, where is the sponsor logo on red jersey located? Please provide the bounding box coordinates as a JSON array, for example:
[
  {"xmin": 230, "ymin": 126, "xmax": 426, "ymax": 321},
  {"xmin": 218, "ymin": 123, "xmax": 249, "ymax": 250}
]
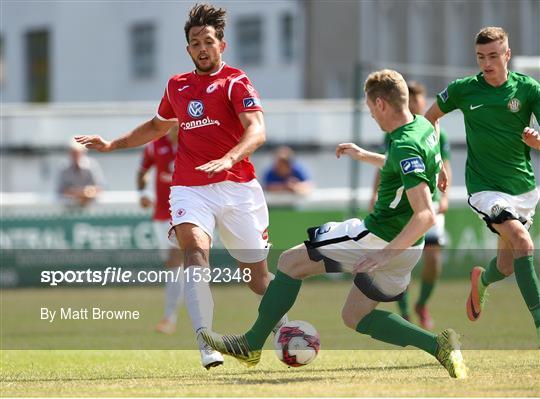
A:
[{"xmin": 187, "ymin": 100, "xmax": 205, "ymax": 118}]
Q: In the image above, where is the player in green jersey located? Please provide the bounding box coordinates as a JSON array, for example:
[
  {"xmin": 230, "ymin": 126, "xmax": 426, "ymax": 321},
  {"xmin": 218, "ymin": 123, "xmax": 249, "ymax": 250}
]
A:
[
  {"xmin": 200, "ymin": 69, "xmax": 467, "ymax": 378},
  {"xmin": 370, "ymin": 81, "xmax": 452, "ymax": 329},
  {"xmin": 425, "ymin": 27, "xmax": 540, "ymax": 347}
]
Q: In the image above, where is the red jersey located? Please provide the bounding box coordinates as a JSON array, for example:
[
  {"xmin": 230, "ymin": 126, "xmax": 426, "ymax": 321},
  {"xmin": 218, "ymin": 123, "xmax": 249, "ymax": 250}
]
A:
[
  {"xmin": 156, "ymin": 63, "xmax": 263, "ymax": 186},
  {"xmin": 140, "ymin": 136, "xmax": 176, "ymax": 221}
]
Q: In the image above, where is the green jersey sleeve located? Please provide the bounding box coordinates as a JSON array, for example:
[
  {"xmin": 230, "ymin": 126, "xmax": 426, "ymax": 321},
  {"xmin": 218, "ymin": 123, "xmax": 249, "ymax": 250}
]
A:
[
  {"xmin": 392, "ymin": 144, "xmax": 429, "ymax": 190},
  {"xmin": 437, "ymin": 80, "xmax": 460, "ymax": 114}
]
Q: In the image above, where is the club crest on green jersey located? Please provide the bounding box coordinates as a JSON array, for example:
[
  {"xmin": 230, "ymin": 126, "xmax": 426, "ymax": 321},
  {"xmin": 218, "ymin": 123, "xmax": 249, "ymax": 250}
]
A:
[{"xmin": 507, "ymin": 98, "xmax": 521, "ymax": 113}]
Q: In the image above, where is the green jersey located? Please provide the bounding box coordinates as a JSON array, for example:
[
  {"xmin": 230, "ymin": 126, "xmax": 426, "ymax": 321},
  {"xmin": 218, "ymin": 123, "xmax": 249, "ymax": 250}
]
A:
[
  {"xmin": 437, "ymin": 71, "xmax": 540, "ymax": 195},
  {"xmin": 382, "ymin": 126, "xmax": 450, "ymax": 202},
  {"xmin": 365, "ymin": 115, "xmax": 442, "ymax": 245}
]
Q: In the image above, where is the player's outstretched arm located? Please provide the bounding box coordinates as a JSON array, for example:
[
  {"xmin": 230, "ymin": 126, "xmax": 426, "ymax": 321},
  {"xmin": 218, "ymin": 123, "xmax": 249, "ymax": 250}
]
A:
[
  {"xmin": 354, "ymin": 182, "xmax": 435, "ymax": 273},
  {"xmin": 335, "ymin": 143, "xmax": 386, "ymax": 168},
  {"xmin": 388, "ymin": 182, "xmax": 436, "ymax": 250},
  {"xmin": 195, "ymin": 111, "xmax": 266, "ymax": 177},
  {"xmin": 75, "ymin": 117, "xmax": 175, "ymax": 152},
  {"xmin": 522, "ymin": 127, "xmax": 540, "ymax": 150},
  {"xmin": 424, "ymin": 102, "xmax": 445, "ymax": 139}
]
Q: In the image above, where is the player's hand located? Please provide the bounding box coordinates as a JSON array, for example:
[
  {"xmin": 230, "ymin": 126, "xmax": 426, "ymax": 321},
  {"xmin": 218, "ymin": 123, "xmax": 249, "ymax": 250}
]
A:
[
  {"xmin": 82, "ymin": 186, "xmax": 98, "ymax": 200},
  {"xmin": 353, "ymin": 250, "xmax": 390, "ymax": 273},
  {"xmin": 437, "ymin": 166, "xmax": 448, "ymax": 193},
  {"xmin": 74, "ymin": 135, "xmax": 114, "ymax": 152},
  {"xmin": 139, "ymin": 195, "xmax": 153, "ymax": 208},
  {"xmin": 158, "ymin": 171, "xmax": 173, "ymax": 184},
  {"xmin": 335, "ymin": 143, "xmax": 364, "ymax": 161},
  {"xmin": 522, "ymin": 127, "xmax": 540, "ymax": 150},
  {"xmin": 195, "ymin": 157, "xmax": 234, "ymax": 178}
]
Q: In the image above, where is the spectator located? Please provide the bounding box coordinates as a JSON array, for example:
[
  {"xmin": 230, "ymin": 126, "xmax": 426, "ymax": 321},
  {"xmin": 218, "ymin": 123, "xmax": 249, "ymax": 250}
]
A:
[
  {"xmin": 263, "ymin": 146, "xmax": 312, "ymax": 195},
  {"xmin": 57, "ymin": 140, "xmax": 104, "ymax": 207}
]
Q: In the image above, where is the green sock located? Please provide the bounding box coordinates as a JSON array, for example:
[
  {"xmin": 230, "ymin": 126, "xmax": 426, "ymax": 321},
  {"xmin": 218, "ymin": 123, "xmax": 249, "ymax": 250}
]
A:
[
  {"xmin": 396, "ymin": 290, "xmax": 410, "ymax": 318},
  {"xmin": 480, "ymin": 257, "xmax": 506, "ymax": 287},
  {"xmin": 417, "ymin": 280, "xmax": 435, "ymax": 307},
  {"xmin": 514, "ymin": 256, "xmax": 540, "ymax": 328},
  {"xmin": 245, "ymin": 270, "xmax": 302, "ymax": 350},
  {"xmin": 356, "ymin": 309, "xmax": 438, "ymax": 355}
]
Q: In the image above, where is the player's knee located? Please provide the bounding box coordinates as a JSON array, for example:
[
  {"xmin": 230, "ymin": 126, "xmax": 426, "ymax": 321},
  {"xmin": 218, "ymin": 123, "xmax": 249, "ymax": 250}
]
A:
[
  {"xmin": 497, "ymin": 259, "xmax": 514, "ymax": 276},
  {"xmin": 341, "ymin": 308, "xmax": 361, "ymax": 330},
  {"xmin": 278, "ymin": 246, "xmax": 315, "ymax": 280},
  {"xmin": 422, "ymin": 258, "xmax": 441, "ymax": 281},
  {"xmin": 277, "ymin": 249, "xmax": 300, "ymax": 277},
  {"xmin": 246, "ymin": 276, "xmax": 268, "ymax": 295},
  {"xmin": 509, "ymin": 232, "xmax": 534, "ymax": 255},
  {"xmin": 432, "ymin": 263, "xmax": 443, "ymax": 280},
  {"xmin": 183, "ymin": 247, "xmax": 209, "ymax": 266}
]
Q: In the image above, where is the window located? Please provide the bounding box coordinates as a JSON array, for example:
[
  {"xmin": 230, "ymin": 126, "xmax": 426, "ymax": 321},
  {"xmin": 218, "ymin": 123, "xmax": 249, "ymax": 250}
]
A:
[
  {"xmin": 25, "ymin": 30, "xmax": 49, "ymax": 102},
  {"xmin": 236, "ymin": 16, "xmax": 263, "ymax": 65},
  {"xmin": 280, "ymin": 13, "xmax": 294, "ymax": 62},
  {"xmin": 131, "ymin": 23, "xmax": 155, "ymax": 78}
]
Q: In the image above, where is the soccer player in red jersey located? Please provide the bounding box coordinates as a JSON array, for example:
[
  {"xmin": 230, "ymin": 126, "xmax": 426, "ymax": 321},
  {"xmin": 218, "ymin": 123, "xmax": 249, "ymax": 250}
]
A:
[
  {"xmin": 137, "ymin": 126, "xmax": 185, "ymax": 336},
  {"xmin": 75, "ymin": 4, "xmax": 286, "ymax": 369}
]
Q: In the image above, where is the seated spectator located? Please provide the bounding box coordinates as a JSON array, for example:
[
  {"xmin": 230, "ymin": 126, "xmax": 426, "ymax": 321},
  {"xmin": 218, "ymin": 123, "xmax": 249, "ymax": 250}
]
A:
[
  {"xmin": 263, "ymin": 146, "xmax": 312, "ymax": 195},
  {"xmin": 57, "ymin": 140, "xmax": 104, "ymax": 207}
]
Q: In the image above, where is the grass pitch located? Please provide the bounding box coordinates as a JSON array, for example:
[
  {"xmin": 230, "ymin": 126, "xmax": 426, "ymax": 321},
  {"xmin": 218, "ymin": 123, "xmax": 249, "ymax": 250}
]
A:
[
  {"xmin": 1, "ymin": 280, "xmax": 540, "ymax": 397},
  {"xmin": 2, "ymin": 350, "xmax": 539, "ymax": 397}
]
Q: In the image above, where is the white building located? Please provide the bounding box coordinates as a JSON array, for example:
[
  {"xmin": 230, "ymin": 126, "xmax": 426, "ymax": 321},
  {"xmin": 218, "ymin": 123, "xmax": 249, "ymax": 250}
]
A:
[
  {"xmin": 0, "ymin": 1, "xmax": 305, "ymax": 102},
  {"xmin": 1, "ymin": 1, "xmax": 538, "ymax": 195},
  {"xmin": 305, "ymin": 0, "xmax": 540, "ymax": 98},
  {"xmin": 2, "ymin": 1, "xmax": 538, "ymax": 103}
]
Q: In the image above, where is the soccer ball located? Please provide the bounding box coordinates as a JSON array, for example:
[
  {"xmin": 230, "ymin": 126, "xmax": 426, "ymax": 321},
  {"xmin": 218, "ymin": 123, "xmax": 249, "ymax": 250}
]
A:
[{"xmin": 274, "ymin": 320, "xmax": 320, "ymax": 367}]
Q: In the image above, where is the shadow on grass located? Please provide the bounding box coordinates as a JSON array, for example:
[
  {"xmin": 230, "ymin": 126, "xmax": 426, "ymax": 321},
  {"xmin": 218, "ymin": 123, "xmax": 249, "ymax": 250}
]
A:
[{"xmin": 2, "ymin": 363, "xmax": 436, "ymax": 384}]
